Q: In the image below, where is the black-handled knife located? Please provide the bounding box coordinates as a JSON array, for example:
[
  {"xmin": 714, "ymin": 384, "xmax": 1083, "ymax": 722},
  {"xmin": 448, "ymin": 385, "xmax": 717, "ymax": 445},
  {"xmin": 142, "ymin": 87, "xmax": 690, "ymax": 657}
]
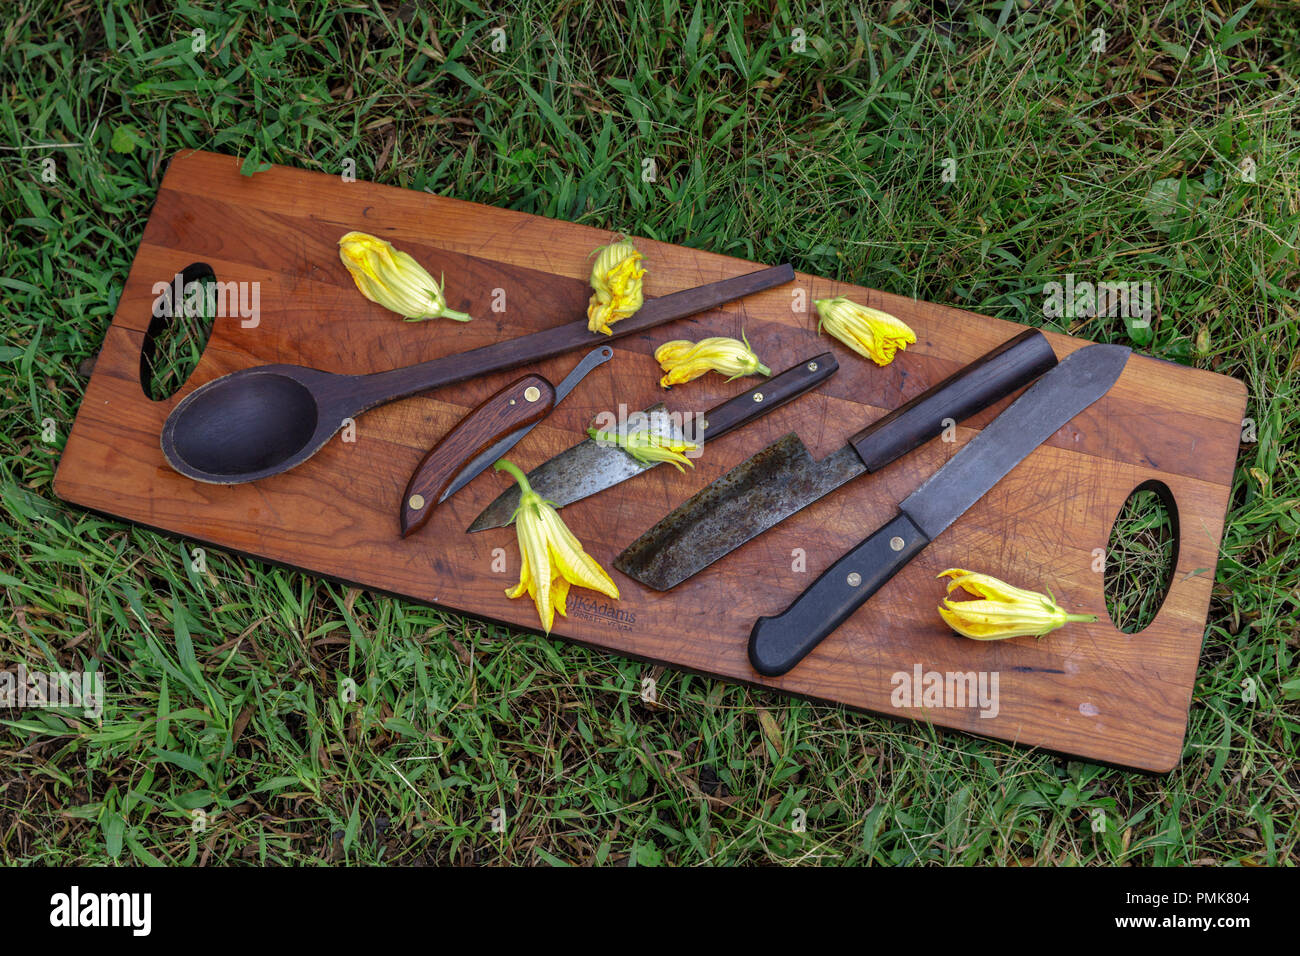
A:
[
  {"xmin": 689, "ymin": 352, "xmax": 839, "ymax": 440},
  {"xmin": 466, "ymin": 353, "xmax": 839, "ymax": 531},
  {"xmin": 616, "ymin": 329, "xmax": 1059, "ymax": 590},
  {"xmin": 748, "ymin": 342, "xmax": 1130, "ymax": 676}
]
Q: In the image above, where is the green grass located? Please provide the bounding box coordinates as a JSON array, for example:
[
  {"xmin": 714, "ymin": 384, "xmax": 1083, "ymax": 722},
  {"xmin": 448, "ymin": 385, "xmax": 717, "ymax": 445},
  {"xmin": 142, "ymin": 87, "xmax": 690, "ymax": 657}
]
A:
[
  {"xmin": 1105, "ymin": 489, "xmax": 1178, "ymax": 634},
  {"xmin": 1, "ymin": 0, "xmax": 1298, "ymax": 865}
]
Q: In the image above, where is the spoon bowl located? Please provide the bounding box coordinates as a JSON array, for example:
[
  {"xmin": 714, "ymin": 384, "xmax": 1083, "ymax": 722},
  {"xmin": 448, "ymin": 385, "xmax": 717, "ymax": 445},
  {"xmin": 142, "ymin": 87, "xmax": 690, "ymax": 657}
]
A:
[{"xmin": 164, "ymin": 367, "xmax": 326, "ymax": 483}]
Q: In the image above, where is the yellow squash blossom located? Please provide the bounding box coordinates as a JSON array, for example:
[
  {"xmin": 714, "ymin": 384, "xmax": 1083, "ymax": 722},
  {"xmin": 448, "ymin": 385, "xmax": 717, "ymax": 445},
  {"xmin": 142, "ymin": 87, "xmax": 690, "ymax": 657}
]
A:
[
  {"xmin": 815, "ymin": 295, "xmax": 915, "ymax": 366},
  {"xmin": 587, "ymin": 239, "xmax": 646, "ymax": 335},
  {"xmin": 654, "ymin": 333, "xmax": 770, "ymax": 388},
  {"xmin": 587, "ymin": 426, "xmax": 699, "ymax": 472},
  {"xmin": 338, "ymin": 231, "xmax": 472, "ymax": 322},
  {"xmin": 496, "ymin": 459, "xmax": 619, "ymax": 633},
  {"xmin": 937, "ymin": 569, "xmax": 1097, "ymax": 641}
]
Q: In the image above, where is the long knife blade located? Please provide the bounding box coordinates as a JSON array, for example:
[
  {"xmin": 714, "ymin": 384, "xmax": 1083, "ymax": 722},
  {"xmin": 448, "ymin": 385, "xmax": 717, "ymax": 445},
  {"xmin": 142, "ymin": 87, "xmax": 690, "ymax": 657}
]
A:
[
  {"xmin": 748, "ymin": 342, "xmax": 1130, "ymax": 676},
  {"xmin": 617, "ymin": 328, "xmax": 1059, "ymax": 589},
  {"xmin": 900, "ymin": 343, "xmax": 1131, "ymax": 538},
  {"xmin": 440, "ymin": 345, "xmax": 614, "ymax": 502}
]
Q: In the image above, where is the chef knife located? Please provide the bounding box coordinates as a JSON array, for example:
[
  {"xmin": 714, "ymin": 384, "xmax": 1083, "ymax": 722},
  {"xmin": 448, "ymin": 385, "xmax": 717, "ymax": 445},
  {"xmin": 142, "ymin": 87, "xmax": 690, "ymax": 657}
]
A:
[
  {"xmin": 748, "ymin": 341, "xmax": 1130, "ymax": 676},
  {"xmin": 400, "ymin": 345, "xmax": 613, "ymax": 536},
  {"xmin": 467, "ymin": 352, "xmax": 840, "ymax": 532},
  {"xmin": 616, "ymin": 328, "xmax": 1058, "ymax": 590}
]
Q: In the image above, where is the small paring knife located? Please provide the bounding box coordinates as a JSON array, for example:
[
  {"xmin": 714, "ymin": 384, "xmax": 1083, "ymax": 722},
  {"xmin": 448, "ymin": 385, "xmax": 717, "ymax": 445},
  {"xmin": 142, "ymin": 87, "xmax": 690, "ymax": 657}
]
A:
[
  {"xmin": 399, "ymin": 345, "xmax": 613, "ymax": 537},
  {"xmin": 465, "ymin": 352, "xmax": 840, "ymax": 532}
]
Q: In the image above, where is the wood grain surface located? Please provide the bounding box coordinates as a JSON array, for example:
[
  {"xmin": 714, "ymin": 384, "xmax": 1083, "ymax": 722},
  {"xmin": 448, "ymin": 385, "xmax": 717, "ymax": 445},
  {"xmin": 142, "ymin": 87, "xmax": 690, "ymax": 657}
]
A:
[{"xmin": 54, "ymin": 150, "xmax": 1248, "ymax": 771}]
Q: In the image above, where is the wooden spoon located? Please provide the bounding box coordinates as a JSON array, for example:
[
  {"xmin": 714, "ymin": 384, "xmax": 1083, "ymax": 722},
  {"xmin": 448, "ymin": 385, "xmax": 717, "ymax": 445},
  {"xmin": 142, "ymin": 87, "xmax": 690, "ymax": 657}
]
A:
[{"xmin": 160, "ymin": 264, "xmax": 794, "ymax": 484}]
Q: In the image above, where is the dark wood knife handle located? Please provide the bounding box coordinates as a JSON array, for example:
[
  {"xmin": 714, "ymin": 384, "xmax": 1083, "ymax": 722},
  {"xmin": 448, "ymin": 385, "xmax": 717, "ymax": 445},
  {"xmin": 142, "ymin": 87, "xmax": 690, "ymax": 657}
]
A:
[
  {"xmin": 749, "ymin": 513, "xmax": 929, "ymax": 676},
  {"xmin": 696, "ymin": 352, "xmax": 838, "ymax": 442},
  {"xmin": 849, "ymin": 328, "xmax": 1057, "ymax": 472},
  {"xmin": 400, "ymin": 374, "xmax": 555, "ymax": 537}
]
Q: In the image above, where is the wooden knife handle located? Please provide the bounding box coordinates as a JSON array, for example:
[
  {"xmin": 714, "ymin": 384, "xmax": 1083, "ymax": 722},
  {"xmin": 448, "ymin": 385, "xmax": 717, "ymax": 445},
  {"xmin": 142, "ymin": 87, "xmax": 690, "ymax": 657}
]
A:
[
  {"xmin": 400, "ymin": 374, "xmax": 555, "ymax": 537},
  {"xmin": 849, "ymin": 328, "xmax": 1057, "ymax": 472},
  {"xmin": 695, "ymin": 352, "xmax": 839, "ymax": 442}
]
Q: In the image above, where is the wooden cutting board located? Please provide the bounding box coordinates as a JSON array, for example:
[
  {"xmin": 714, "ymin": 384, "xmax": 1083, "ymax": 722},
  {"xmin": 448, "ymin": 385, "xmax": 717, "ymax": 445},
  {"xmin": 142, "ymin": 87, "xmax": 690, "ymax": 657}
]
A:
[{"xmin": 55, "ymin": 150, "xmax": 1246, "ymax": 772}]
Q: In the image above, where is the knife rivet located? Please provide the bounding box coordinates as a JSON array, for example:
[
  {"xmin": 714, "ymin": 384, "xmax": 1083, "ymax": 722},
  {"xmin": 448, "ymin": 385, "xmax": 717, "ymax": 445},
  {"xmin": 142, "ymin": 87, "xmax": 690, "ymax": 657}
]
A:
[
  {"xmin": 409, "ymin": 494, "xmax": 426, "ymax": 511},
  {"xmin": 807, "ymin": 362, "xmax": 818, "ymax": 372},
  {"xmin": 846, "ymin": 572, "xmax": 862, "ymax": 587},
  {"xmin": 890, "ymin": 536, "xmax": 905, "ymax": 551},
  {"xmin": 524, "ymin": 386, "xmax": 541, "ymax": 403},
  {"xmin": 753, "ymin": 392, "xmax": 764, "ymax": 403}
]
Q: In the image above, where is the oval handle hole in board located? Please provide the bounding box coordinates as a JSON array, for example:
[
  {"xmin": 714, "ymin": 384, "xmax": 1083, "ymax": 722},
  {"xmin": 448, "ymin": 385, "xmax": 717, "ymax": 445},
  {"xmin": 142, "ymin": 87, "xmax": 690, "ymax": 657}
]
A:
[
  {"xmin": 1103, "ymin": 479, "xmax": 1180, "ymax": 634},
  {"xmin": 140, "ymin": 262, "xmax": 218, "ymax": 402}
]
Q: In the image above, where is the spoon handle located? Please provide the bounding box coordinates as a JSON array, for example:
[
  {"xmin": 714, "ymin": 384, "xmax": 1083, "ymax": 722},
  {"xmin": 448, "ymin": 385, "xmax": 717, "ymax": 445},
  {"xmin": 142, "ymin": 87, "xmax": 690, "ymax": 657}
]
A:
[{"xmin": 347, "ymin": 264, "xmax": 795, "ymax": 413}]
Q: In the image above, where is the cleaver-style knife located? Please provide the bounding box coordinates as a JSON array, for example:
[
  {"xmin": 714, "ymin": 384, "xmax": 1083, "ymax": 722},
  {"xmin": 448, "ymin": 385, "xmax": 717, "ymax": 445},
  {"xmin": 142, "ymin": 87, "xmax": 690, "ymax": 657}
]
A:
[
  {"xmin": 466, "ymin": 352, "xmax": 840, "ymax": 532},
  {"xmin": 616, "ymin": 328, "xmax": 1058, "ymax": 591},
  {"xmin": 748, "ymin": 342, "xmax": 1130, "ymax": 676}
]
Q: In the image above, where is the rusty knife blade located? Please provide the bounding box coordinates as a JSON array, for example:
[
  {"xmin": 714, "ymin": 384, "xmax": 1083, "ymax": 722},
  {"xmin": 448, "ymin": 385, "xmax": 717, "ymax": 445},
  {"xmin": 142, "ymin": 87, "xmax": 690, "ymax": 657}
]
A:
[
  {"xmin": 613, "ymin": 434, "xmax": 867, "ymax": 590},
  {"xmin": 466, "ymin": 403, "xmax": 677, "ymax": 531}
]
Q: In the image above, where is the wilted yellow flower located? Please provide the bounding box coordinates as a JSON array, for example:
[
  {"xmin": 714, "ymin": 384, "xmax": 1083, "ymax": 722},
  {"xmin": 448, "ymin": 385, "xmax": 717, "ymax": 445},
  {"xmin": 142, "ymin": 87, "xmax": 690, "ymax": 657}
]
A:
[
  {"xmin": 587, "ymin": 239, "xmax": 646, "ymax": 335},
  {"xmin": 815, "ymin": 295, "xmax": 915, "ymax": 366},
  {"xmin": 654, "ymin": 333, "xmax": 770, "ymax": 388},
  {"xmin": 937, "ymin": 568, "xmax": 1097, "ymax": 641},
  {"xmin": 496, "ymin": 459, "xmax": 619, "ymax": 633},
  {"xmin": 338, "ymin": 231, "xmax": 472, "ymax": 322},
  {"xmin": 587, "ymin": 426, "xmax": 699, "ymax": 472}
]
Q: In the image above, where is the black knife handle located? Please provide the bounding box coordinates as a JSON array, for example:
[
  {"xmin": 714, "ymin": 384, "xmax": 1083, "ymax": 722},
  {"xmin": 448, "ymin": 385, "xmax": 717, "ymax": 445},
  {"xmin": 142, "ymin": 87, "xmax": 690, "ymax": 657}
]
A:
[
  {"xmin": 749, "ymin": 513, "xmax": 929, "ymax": 676},
  {"xmin": 697, "ymin": 352, "xmax": 838, "ymax": 443},
  {"xmin": 850, "ymin": 328, "xmax": 1056, "ymax": 472}
]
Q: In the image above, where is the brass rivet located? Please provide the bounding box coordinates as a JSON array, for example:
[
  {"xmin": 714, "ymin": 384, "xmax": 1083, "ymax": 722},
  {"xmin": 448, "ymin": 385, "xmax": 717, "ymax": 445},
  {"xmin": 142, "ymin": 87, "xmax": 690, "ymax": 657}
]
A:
[
  {"xmin": 808, "ymin": 361, "xmax": 818, "ymax": 372},
  {"xmin": 753, "ymin": 392, "xmax": 764, "ymax": 403},
  {"xmin": 524, "ymin": 386, "xmax": 541, "ymax": 402},
  {"xmin": 846, "ymin": 572, "xmax": 862, "ymax": 587},
  {"xmin": 890, "ymin": 536, "xmax": 905, "ymax": 551},
  {"xmin": 408, "ymin": 494, "xmax": 426, "ymax": 511},
  {"xmin": 699, "ymin": 418, "xmax": 709, "ymax": 430}
]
